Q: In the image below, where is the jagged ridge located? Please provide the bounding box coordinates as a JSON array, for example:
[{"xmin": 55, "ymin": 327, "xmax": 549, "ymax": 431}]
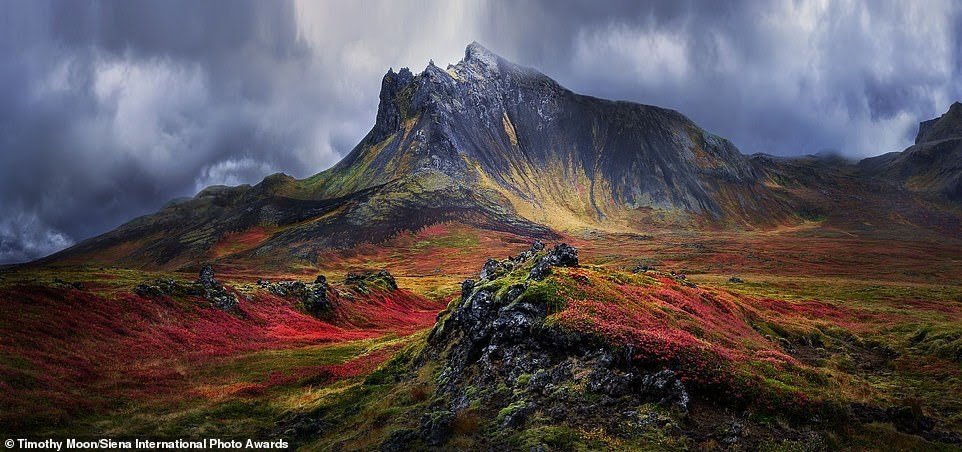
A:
[{"xmin": 308, "ymin": 42, "xmax": 785, "ymax": 225}]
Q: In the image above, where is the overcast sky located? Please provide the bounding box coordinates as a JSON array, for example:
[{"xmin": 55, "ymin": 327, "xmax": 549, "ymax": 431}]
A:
[{"xmin": 1, "ymin": 0, "xmax": 960, "ymax": 264}]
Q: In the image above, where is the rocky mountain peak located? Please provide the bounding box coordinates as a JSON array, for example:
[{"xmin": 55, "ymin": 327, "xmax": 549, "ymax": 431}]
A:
[
  {"xmin": 461, "ymin": 41, "xmax": 501, "ymax": 72},
  {"xmin": 915, "ymin": 101, "xmax": 962, "ymax": 144},
  {"xmin": 371, "ymin": 67, "xmax": 415, "ymax": 143},
  {"xmin": 341, "ymin": 42, "xmax": 768, "ymax": 220}
]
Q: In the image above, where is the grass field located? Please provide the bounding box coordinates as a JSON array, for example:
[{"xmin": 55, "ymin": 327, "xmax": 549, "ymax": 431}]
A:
[{"xmin": 1, "ymin": 221, "xmax": 961, "ymax": 449}]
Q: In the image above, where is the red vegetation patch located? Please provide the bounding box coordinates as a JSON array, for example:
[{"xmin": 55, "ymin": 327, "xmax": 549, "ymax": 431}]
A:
[
  {"xmin": 210, "ymin": 227, "xmax": 273, "ymax": 258},
  {"xmin": 550, "ymin": 269, "xmax": 854, "ymax": 412},
  {"xmin": 0, "ymin": 283, "xmax": 441, "ymax": 432},
  {"xmin": 193, "ymin": 346, "xmax": 399, "ymax": 400}
]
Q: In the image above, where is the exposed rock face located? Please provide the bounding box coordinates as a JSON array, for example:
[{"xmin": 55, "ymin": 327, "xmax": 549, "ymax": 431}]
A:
[
  {"xmin": 318, "ymin": 42, "xmax": 774, "ymax": 221},
  {"xmin": 860, "ymin": 102, "xmax": 962, "ymax": 202},
  {"xmin": 916, "ymin": 101, "xmax": 962, "ymax": 144},
  {"xmin": 528, "ymin": 243, "xmax": 578, "ymax": 280},
  {"xmin": 394, "ymin": 243, "xmax": 689, "ymax": 449}
]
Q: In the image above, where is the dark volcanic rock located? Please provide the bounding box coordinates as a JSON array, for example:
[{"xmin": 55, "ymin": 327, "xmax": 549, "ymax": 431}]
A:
[
  {"xmin": 198, "ymin": 263, "xmax": 216, "ymax": 287},
  {"xmin": 53, "ymin": 278, "xmax": 84, "ymax": 290},
  {"xmin": 479, "ymin": 258, "xmax": 508, "ymax": 281},
  {"xmin": 133, "ymin": 282, "xmax": 167, "ymax": 298},
  {"xmin": 259, "ymin": 276, "xmax": 331, "ymax": 314},
  {"xmin": 418, "ymin": 410, "xmax": 454, "ymax": 447},
  {"xmin": 528, "ymin": 243, "xmax": 579, "ymax": 280},
  {"xmin": 405, "ymin": 242, "xmax": 689, "ymax": 448},
  {"xmin": 860, "ymin": 102, "xmax": 962, "ymax": 203},
  {"xmin": 133, "ymin": 266, "xmax": 238, "ymax": 311},
  {"xmin": 135, "ymin": 278, "xmax": 190, "ymax": 298},
  {"xmin": 195, "ymin": 265, "xmax": 238, "ymax": 311},
  {"xmin": 344, "ymin": 270, "xmax": 398, "ymax": 292},
  {"xmin": 459, "ymin": 279, "xmax": 475, "ymax": 301}
]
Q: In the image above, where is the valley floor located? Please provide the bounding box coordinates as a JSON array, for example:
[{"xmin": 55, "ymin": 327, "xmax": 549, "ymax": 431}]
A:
[{"xmin": 2, "ymin": 222, "xmax": 962, "ymax": 450}]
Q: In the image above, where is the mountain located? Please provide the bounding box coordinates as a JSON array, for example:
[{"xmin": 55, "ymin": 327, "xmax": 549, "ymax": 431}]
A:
[
  {"xmin": 45, "ymin": 42, "xmax": 794, "ymax": 269},
  {"xmin": 859, "ymin": 102, "xmax": 962, "ymax": 202},
  {"xmin": 306, "ymin": 42, "xmax": 785, "ymax": 226},
  {"xmin": 43, "ymin": 43, "xmax": 961, "ymax": 270}
]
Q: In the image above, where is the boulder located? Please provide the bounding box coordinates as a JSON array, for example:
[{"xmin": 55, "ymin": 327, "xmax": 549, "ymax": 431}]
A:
[
  {"xmin": 345, "ymin": 269, "xmax": 398, "ymax": 291},
  {"xmin": 460, "ymin": 279, "xmax": 475, "ymax": 301},
  {"xmin": 528, "ymin": 243, "xmax": 579, "ymax": 280},
  {"xmin": 262, "ymin": 277, "xmax": 331, "ymax": 314},
  {"xmin": 198, "ymin": 263, "xmax": 216, "ymax": 287}
]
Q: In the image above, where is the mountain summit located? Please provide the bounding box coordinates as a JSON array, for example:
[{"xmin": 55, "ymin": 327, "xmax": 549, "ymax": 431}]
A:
[
  {"xmin": 861, "ymin": 102, "xmax": 962, "ymax": 202},
  {"xmin": 48, "ymin": 43, "xmax": 804, "ymax": 268},
  {"xmin": 916, "ymin": 101, "xmax": 962, "ymax": 144},
  {"xmin": 308, "ymin": 42, "xmax": 782, "ymax": 226}
]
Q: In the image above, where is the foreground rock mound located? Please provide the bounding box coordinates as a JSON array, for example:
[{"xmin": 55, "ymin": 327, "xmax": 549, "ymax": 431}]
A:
[{"xmin": 381, "ymin": 243, "xmax": 689, "ymax": 449}]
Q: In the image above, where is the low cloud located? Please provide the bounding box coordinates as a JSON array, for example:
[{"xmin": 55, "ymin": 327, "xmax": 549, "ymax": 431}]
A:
[{"xmin": 194, "ymin": 158, "xmax": 276, "ymax": 192}]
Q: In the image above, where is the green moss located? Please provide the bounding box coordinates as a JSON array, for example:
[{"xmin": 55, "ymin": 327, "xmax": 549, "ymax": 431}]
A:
[
  {"xmin": 496, "ymin": 400, "xmax": 528, "ymax": 425},
  {"xmin": 514, "ymin": 425, "xmax": 583, "ymax": 450},
  {"xmin": 515, "ymin": 279, "xmax": 566, "ymax": 313},
  {"xmin": 515, "ymin": 373, "xmax": 532, "ymax": 387}
]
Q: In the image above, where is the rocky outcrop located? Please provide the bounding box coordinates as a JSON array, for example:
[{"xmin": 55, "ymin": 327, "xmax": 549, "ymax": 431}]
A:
[
  {"xmin": 134, "ymin": 264, "xmax": 238, "ymax": 311},
  {"xmin": 527, "ymin": 242, "xmax": 578, "ymax": 280},
  {"xmin": 916, "ymin": 101, "xmax": 962, "ymax": 144},
  {"xmin": 195, "ymin": 264, "xmax": 239, "ymax": 311},
  {"xmin": 344, "ymin": 270, "xmax": 398, "ymax": 292},
  {"xmin": 859, "ymin": 102, "xmax": 962, "ymax": 202},
  {"xmin": 388, "ymin": 243, "xmax": 689, "ymax": 449},
  {"xmin": 257, "ymin": 275, "xmax": 331, "ymax": 314}
]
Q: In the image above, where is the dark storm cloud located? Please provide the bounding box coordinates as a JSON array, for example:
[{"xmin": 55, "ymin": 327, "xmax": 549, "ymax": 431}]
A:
[
  {"xmin": 475, "ymin": 0, "xmax": 962, "ymax": 157},
  {"xmin": 1, "ymin": 0, "xmax": 960, "ymax": 263},
  {"xmin": 0, "ymin": 0, "xmax": 333, "ymax": 264}
]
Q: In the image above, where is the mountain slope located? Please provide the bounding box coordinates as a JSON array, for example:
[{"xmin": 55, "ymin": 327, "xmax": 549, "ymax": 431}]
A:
[
  {"xmin": 859, "ymin": 102, "xmax": 962, "ymax": 202},
  {"xmin": 305, "ymin": 42, "xmax": 787, "ymax": 227},
  {"xmin": 45, "ymin": 43, "xmax": 803, "ymax": 269}
]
